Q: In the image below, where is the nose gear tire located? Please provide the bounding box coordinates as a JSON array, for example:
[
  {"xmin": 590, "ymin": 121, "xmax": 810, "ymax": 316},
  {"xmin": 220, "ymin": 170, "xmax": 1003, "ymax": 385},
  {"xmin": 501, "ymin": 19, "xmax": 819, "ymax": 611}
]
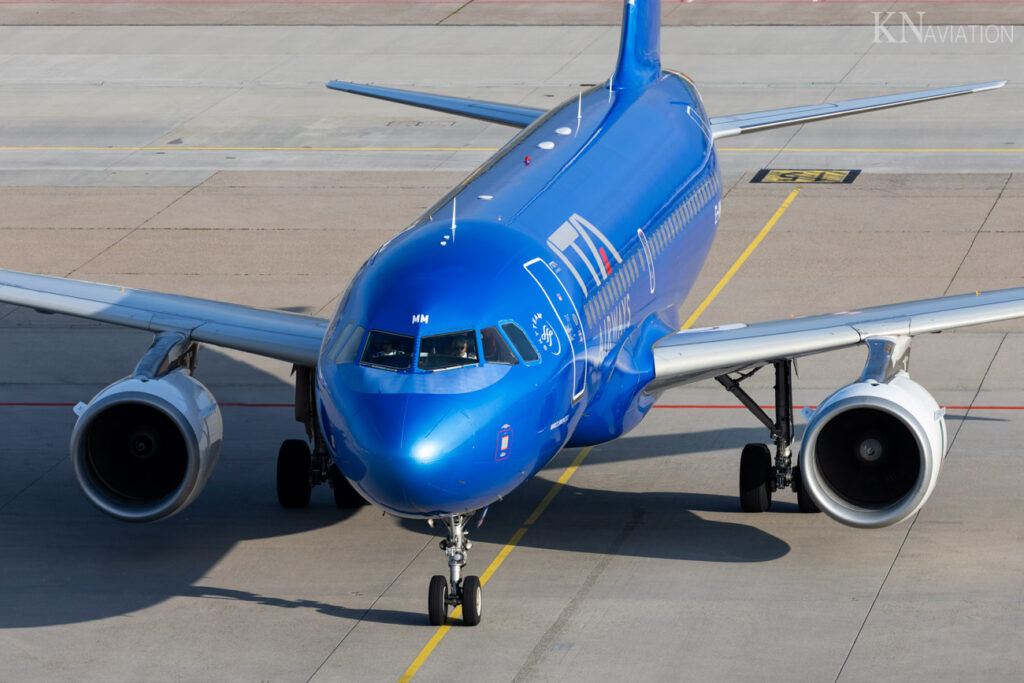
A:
[
  {"xmin": 461, "ymin": 576, "xmax": 482, "ymax": 626},
  {"xmin": 428, "ymin": 575, "xmax": 449, "ymax": 626}
]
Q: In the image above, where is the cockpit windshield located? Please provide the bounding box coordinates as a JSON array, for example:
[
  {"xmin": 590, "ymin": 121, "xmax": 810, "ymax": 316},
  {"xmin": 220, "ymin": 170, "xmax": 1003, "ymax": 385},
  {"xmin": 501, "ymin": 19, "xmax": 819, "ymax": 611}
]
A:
[
  {"xmin": 360, "ymin": 330, "xmax": 414, "ymax": 370},
  {"xmin": 351, "ymin": 322, "xmax": 537, "ymax": 373},
  {"xmin": 418, "ymin": 331, "xmax": 478, "ymax": 371}
]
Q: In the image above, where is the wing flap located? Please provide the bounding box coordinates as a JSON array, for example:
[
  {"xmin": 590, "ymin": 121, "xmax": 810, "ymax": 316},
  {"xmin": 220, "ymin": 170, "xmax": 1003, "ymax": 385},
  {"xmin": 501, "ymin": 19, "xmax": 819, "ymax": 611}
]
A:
[
  {"xmin": 649, "ymin": 288, "xmax": 1024, "ymax": 390},
  {"xmin": 0, "ymin": 269, "xmax": 327, "ymax": 366},
  {"xmin": 326, "ymin": 81, "xmax": 545, "ymax": 128},
  {"xmin": 709, "ymin": 81, "xmax": 1005, "ymax": 140}
]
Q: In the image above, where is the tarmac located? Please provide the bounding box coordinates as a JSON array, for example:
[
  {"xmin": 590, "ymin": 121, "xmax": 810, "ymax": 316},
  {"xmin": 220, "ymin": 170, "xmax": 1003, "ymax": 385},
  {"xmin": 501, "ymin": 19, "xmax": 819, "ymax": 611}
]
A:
[{"xmin": 1, "ymin": 4, "xmax": 1023, "ymax": 682}]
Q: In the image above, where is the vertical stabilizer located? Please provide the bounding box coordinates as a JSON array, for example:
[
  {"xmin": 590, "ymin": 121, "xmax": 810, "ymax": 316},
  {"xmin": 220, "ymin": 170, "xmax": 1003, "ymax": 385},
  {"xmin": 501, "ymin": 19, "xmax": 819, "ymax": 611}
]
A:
[{"xmin": 612, "ymin": 0, "xmax": 662, "ymax": 90}]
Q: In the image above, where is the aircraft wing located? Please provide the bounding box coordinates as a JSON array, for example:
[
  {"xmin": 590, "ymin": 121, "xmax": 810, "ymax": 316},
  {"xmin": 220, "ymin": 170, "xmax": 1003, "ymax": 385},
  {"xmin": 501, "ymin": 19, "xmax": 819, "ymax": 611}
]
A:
[
  {"xmin": 709, "ymin": 81, "xmax": 1005, "ymax": 140},
  {"xmin": 648, "ymin": 287, "xmax": 1024, "ymax": 390},
  {"xmin": 0, "ymin": 269, "xmax": 328, "ymax": 366},
  {"xmin": 326, "ymin": 81, "xmax": 546, "ymax": 128}
]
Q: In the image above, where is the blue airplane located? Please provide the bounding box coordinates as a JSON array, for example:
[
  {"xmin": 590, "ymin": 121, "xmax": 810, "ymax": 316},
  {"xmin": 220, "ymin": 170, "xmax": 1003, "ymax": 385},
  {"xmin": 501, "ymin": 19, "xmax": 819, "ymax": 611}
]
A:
[{"xmin": 0, "ymin": 0, "xmax": 1020, "ymax": 627}]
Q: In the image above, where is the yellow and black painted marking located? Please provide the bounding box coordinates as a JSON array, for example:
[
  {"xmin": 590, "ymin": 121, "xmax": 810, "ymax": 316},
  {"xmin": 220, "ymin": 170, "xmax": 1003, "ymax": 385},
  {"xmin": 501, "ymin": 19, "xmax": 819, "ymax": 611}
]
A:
[{"xmin": 751, "ymin": 169, "xmax": 860, "ymax": 184}]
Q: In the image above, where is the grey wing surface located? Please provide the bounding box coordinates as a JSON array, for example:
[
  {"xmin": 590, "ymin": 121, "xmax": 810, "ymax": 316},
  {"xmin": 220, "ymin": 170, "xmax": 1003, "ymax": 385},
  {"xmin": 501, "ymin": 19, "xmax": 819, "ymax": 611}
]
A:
[
  {"xmin": 709, "ymin": 81, "xmax": 1005, "ymax": 140},
  {"xmin": 0, "ymin": 269, "xmax": 327, "ymax": 366},
  {"xmin": 649, "ymin": 288, "xmax": 1024, "ymax": 390}
]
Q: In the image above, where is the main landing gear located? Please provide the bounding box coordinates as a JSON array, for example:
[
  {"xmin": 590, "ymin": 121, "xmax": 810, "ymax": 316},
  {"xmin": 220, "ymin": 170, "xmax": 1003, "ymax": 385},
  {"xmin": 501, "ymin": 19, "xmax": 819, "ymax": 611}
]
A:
[
  {"xmin": 716, "ymin": 359, "xmax": 819, "ymax": 514},
  {"xmin": 428, "ymin": 513, "xmax": 482, "ymax": 626},
  {"xmin": 276, "ymin": 365, "xmax": 365, "ymax": 510},
  {"xmin": 275, "ymin": 438, "xmax": 365, "ymax": 509}
]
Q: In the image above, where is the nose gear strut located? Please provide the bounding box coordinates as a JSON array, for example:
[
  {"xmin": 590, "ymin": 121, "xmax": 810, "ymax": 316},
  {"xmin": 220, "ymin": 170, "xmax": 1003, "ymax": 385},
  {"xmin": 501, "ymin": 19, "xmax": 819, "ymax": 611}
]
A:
[{"xmin": 428, "ymin": 513, "xmax": 482, "ymax": 626}]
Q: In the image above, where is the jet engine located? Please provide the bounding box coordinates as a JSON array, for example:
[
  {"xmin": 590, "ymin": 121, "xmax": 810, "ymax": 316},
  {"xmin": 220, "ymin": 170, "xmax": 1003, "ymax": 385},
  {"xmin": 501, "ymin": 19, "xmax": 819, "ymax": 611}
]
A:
[
  {"xmin": 70, "ymin": 369, "xmax": 223, "ymax": 522},
  {"xmin": 799, "ymin": 373, "xmax": 946, "ymax": 529}
]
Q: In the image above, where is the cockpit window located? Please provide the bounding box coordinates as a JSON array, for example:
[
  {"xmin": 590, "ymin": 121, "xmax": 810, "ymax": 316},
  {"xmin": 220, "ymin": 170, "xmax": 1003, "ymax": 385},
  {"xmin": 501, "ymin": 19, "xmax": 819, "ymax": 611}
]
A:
[
  {"xmin": 481, "ymin": 327, "xmax": 518, "ymax": 365},
  {"xmin": 360, "ymin": 330, "xmax": 414, "ymax": 370},
  {"xmin": 501, "ymin": 322, "xmax": 539, "ymax": 363},
  {"xmin": 326, "ymin": 322, "xmax": 365, "ymax": 364},
  {"xmin": 418, "ymin": 331, "xmax": 478, "ymax": 371}
]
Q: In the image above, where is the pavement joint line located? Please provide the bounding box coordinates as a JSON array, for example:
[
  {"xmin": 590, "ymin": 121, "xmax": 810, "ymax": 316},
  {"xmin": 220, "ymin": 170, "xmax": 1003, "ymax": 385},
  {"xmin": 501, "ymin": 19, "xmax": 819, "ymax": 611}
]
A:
[
  {"xmin": 513, "ymin": 507, "xmax": 645, "ymax": 681},
  {"xmin": 397, "ymin": 445, "xmax": 593, "ymax": 682},
  {"xmin": 833, "ymin": 332, "xmax": 1008, "ymax": 682},
  {"xmin": 681, "ymin": 186, "xmax": 800, "ymax": 330},
  {"xmin": 307, "ymin": 530, "xmax": 438, "ymax": 683},
  {"xmin": 943, "ymin": 172, "xmax": 1012, "ymax": 296},
  {"xmin": 438, "ymin": 0, "xmax": 475, "ymax": 23},
  {"xmin": 64, "ymin": 182, "xmax": 202, "ymax": 278}
]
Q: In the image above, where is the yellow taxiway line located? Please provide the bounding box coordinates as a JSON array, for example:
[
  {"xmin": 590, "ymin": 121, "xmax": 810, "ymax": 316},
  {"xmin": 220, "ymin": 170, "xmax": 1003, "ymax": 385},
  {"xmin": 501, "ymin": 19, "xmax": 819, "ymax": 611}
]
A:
[
  {"xmin": 398, "ymin": 446, "xmax": 593, "ymax": 682},
  {"xmin": 681, "ymin": 187, "xmax": 801, "ymax": 330}
]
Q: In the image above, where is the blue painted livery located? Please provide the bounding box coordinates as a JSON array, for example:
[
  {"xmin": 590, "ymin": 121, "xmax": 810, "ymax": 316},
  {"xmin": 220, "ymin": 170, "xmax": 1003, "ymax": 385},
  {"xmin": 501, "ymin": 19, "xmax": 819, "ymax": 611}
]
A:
[{"xmin": 317, "ymin": 56, "xmax": 723, "ymax": 517}]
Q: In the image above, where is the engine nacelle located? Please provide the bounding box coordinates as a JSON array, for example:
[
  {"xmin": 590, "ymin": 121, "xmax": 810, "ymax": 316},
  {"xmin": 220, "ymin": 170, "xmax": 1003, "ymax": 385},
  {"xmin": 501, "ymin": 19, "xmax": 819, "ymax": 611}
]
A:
[
  {"xmin": 71, "ymin": 369, "xmax": 223, "ymax": 522},
  {"xmin": 799, "ymin": 373, "xmax": 946, "ymax": 529}
]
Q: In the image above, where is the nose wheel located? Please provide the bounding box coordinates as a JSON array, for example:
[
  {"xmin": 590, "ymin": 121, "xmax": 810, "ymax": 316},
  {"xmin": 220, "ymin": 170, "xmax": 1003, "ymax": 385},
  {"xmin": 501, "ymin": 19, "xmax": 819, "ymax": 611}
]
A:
[{"xmin": 427, "ymin": 513, "xmax": 482, "ymax": 626}]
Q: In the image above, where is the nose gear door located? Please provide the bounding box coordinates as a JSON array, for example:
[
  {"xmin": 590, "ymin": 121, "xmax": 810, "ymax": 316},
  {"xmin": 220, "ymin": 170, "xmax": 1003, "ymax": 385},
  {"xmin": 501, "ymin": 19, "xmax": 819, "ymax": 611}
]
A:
[{"xmin": 524, "ymin": 258, "xmax": 586, "ymax": 402}]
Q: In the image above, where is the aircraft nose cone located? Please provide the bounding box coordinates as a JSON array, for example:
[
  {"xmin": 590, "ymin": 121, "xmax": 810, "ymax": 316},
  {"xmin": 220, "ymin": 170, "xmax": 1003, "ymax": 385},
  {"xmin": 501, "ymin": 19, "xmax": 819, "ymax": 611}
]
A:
[{"xmin": 335, "ymin": 394, "xmax": 483, "ymax": 516}]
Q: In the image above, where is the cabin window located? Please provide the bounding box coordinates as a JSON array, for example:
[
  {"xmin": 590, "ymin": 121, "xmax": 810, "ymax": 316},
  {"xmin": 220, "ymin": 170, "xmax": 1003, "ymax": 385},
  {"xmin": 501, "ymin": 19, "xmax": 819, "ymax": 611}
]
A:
[
  {"xmin": 418, "ymin": 330, "xmax": 479, "ymax": 371},
  {"xmin": 482, "ymin": 327, "xmax": 518, "ymax": 365},
  {"xmin": 501, "ymin": 322, "xmax": 540, "ymax": 363},
  {"xmin": 360, "ymin": 330, "xmax": 414, "ymax": 370}
]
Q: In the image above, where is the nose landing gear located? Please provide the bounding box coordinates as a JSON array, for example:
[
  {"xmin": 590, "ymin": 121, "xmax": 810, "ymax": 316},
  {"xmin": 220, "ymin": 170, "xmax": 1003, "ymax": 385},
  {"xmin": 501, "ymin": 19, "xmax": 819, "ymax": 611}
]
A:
[{"xmin": 427, "ymin": 513, "xmax": 482, "ymax": 626}]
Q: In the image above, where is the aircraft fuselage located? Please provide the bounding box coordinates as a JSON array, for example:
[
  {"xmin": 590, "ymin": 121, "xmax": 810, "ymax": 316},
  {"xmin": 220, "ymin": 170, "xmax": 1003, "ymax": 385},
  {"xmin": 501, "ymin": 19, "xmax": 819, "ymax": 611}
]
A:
[{"xmin": 317, "ymin": 71, "xmax": 722, "ymax": 518}]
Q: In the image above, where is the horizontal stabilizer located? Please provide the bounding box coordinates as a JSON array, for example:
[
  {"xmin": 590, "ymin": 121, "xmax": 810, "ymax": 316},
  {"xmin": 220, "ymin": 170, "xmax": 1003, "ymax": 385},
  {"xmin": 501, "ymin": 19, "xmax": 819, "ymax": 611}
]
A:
[
  {"xmin": 326, "ymin": 80, "xmax": 545, "ymax": 128},
  {"xmin": 710, "ymin": 81, "xmax": 1005, "ymax": 139}
]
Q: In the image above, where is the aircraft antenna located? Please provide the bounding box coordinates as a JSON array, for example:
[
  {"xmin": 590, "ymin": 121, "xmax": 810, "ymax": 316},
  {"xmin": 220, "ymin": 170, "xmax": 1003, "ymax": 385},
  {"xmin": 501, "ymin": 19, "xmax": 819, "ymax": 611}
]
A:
[
  {"xmin": 576, "ymin": 91, "xmax": 582, "ymax": 133},
  {"xmin": 451, "ymin": 197, "xmax": 457, "ymax": 242}
]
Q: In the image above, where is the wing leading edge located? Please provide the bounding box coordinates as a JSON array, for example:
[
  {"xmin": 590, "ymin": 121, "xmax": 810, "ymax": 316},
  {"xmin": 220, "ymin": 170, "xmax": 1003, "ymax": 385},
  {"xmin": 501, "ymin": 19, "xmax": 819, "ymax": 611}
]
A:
[
  {"xmin": 0, "ymin": 269, "xmax": 327, "ymax": 366},
  {"xmin": 649, "ymin": 287, "xmax": 1024, "ymax": 391},
  {"xmin": 709, "ymin": 81, "xmax": 1005, "ymax": 139},
  {"xmin": 326, "ymin": 81, "xmax": 546, "ymax": 128}
]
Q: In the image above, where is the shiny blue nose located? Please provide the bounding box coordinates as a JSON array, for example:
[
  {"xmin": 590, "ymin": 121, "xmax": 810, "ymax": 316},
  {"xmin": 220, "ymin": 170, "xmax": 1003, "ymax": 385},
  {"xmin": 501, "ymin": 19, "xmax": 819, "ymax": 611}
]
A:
[{"xmin": 328, "ymin": 393, "xmax": 496, "ymax": 517}]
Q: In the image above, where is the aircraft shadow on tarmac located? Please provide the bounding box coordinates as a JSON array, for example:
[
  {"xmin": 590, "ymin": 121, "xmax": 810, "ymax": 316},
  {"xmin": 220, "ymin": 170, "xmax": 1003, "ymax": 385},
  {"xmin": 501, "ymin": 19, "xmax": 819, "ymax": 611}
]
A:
[
  {"xmin": 0, "ymin": 340, "xmax": 406, "ymax": 629},
  {"xmin": 1, "ymin": 338, "xmax": 786, "ymax": 630},
  {"xmin": 396, "ymin": 426, "xmax": 793, "ymax": 567}
]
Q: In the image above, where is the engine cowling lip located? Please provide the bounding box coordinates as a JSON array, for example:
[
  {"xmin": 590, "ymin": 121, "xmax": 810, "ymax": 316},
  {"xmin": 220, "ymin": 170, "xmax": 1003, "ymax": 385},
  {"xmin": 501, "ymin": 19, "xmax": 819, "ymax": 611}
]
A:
[
  {"xmin": 71, "ymin": 388, "xmax": 202, "ymax": 523},
  {"xmin": 800, "ymin": 390, "xmax": 933, "ymax": 529}
]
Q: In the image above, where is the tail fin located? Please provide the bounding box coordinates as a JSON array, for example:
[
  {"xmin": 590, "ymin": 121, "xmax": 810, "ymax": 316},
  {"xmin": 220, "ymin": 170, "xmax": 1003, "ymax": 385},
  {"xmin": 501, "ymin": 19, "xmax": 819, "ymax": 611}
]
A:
[{"xmin": 612, "ymin": 0, "xmax": 661, "ymax": 90}]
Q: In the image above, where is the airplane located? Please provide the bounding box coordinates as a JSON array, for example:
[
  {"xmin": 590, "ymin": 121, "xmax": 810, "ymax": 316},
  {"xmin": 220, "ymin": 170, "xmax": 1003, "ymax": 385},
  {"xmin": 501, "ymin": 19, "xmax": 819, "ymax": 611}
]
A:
[{"xmin": 0, "ymin": 0, "xmax": 1020, "ymax": 628}]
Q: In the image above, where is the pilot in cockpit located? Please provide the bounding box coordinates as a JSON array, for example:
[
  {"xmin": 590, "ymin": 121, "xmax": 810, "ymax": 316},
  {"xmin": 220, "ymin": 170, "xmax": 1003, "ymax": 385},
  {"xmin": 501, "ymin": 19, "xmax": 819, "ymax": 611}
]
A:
[
  {"xmin": 451, "ymin": 336, "xmax": 472, "ymax": 359},
  {"xmin": 375, "ymin": 340, "xmax": 397, "ymax": 357}
]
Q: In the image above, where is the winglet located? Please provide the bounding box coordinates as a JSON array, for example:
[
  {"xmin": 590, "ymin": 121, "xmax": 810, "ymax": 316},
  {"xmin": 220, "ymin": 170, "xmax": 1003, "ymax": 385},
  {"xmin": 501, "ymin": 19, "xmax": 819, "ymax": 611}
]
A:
[{"xmin": 612, "ymin": 0, "xmax": 662, "ymax": 90}]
